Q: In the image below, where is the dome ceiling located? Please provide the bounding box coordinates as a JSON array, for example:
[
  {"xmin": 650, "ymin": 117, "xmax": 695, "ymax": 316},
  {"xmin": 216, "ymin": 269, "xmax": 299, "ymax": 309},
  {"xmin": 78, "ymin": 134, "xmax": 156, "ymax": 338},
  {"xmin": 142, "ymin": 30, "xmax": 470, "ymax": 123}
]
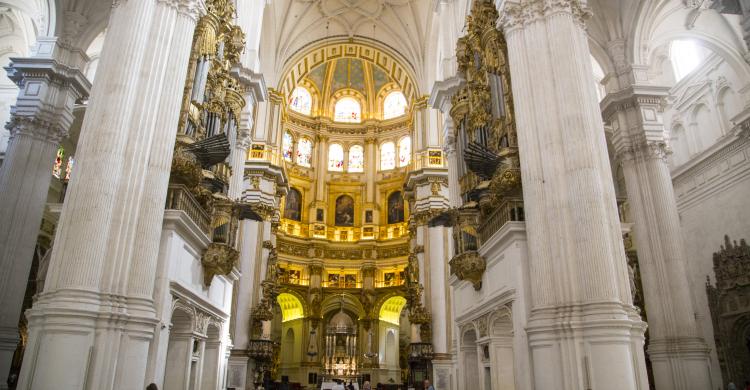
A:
[{"xmin": 302, "ymin": 58, "xmax": 397, "ymax": 101}]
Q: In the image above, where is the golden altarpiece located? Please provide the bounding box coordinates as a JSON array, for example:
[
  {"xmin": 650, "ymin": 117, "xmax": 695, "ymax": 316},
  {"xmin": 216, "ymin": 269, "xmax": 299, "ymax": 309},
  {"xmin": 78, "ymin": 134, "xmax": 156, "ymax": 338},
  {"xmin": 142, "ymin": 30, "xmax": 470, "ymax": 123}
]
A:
[{"xmin": 238, "ymin": 41, "xmax": 448, "ymax": 387}]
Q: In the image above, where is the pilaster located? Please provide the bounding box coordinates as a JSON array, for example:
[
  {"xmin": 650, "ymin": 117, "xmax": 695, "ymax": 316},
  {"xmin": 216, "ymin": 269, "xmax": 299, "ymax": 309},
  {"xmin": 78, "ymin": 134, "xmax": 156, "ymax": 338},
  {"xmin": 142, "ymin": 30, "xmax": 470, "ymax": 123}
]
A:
[{"xmin": 602, "ymin": 84, "xmax": 713, "ymax": 390}]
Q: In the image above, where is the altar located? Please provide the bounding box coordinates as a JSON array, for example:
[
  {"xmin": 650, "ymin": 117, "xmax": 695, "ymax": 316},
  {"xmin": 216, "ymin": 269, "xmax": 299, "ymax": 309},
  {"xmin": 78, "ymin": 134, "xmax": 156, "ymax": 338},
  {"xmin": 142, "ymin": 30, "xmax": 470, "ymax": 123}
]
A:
[{"xmin": 321, "ymin": 381, "xmax": 359, "ymax": 390}]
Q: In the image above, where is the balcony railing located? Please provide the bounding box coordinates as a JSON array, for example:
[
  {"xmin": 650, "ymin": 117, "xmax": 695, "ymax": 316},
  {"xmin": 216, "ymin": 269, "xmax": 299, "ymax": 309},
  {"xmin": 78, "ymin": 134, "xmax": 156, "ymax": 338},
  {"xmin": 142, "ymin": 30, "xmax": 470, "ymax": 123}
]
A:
[
  {"xmin": 278, "ymin": 275, "xmax": 310, "ymax": 286},
  {"xmin": 479, "ymin": 198, "xmax": 524, "ymax": 242},
  {"xmin": 374, "ymin": 278, "xmax": 405, "ymax": 288},
  {"xmin": 247, "ymin": 339, "xmax": 275, "ymax": 361},
  {"xmin": 165, "ymin": 184, "xmax": 211, "ymax": 235},
  {"xmin": 409, "ymin": 148, "xmax": 445, "ymax": 171},
  {"xmin": 408, "ymin": 343, "xmax": 433, "ymax": 361},
  {"xmin": 321, "ymin": 280, "xmax": 362, "ymax": 289}
]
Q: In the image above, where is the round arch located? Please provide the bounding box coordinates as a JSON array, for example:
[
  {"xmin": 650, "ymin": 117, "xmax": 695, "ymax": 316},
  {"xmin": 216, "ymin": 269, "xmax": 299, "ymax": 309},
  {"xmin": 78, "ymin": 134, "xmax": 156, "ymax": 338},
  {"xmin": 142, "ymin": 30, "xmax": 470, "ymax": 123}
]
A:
[
  {"xmin": 320, "ymin": 292, "xmax": 366, "ymax": 319},
  {"xmin": 378, "ymin": 296, "xmax": 407, "ymax": 325},
  {"xmin": 277, "ymin": 292, "xmax": 306, "ymax": 322}
]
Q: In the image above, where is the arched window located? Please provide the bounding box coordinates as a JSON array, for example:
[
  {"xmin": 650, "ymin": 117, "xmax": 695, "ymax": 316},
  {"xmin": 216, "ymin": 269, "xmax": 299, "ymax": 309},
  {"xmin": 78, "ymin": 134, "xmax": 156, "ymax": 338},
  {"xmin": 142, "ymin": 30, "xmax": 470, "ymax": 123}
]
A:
[
  {"xmin": 398, "ymin": 136, "xmax": 411, "ymax": 167},
  {"xmin": 383, "ymin": 91, "xmax": 407, "ymax": 119},
  {"xmin": 348, "ymin": 145, "xmax": 364, "ymax": 172},
  {"xmin": 52, "ymin": 147, "xmax": 65, "ymax": 178},
  {"xmin": 387, "ymin": 191, "xmax": 405, "ymax": 224},
  {"xmin": 289, "ymin": 87, "xmax": 312, "ymax": 115},
  {"xmin": 328, "ymin": 143, "xmax": 344, "ymax": 171},
  {"xmin": 380, "ymin": 142, "xmax": 396, "ymax": 170},
  {"xmin": 284, "ymin": 188, "xmax": 302, "ymax": 221},
  {"xmin": 282, "ymin": 131, "xmax": 294, "ymax": 162},
  {"xmin": 670, "ymin": 40, "xmax": 709, "ymax": 82},
  {"xmin": 334, "ymin": 97, "xmax": 361, "ymax": 123},
  {"xmin": 296, "ymin": 138, "xmax": 313, "ymax": 167}
]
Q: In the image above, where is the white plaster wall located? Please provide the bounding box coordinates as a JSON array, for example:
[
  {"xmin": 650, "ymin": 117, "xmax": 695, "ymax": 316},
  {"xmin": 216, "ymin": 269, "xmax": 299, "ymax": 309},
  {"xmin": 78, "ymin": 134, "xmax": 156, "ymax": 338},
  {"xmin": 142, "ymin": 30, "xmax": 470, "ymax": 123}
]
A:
[
  {"xmin": 673, "ymin": 137, "xmax": 750, "ymax": 386},
  {"xmin": 451, "ymin": 222, "xmax": 532, "ymax": 390},
  {"xmin": 148, "ymin": 215, "xmax": 235, "ymax": 387}
]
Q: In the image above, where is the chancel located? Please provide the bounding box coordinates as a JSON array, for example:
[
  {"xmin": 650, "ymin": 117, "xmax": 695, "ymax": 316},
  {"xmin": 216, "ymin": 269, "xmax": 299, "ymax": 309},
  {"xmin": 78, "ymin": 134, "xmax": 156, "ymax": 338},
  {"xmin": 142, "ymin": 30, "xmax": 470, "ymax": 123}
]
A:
[{"xmin": 0, "ymin": 0, "xmax": 749, "ymax": 389}]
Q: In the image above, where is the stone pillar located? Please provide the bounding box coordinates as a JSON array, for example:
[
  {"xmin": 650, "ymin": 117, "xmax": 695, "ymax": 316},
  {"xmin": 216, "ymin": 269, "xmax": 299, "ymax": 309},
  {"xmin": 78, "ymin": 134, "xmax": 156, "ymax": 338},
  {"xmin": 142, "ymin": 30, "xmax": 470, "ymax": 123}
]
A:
[
  {"xmin": 365, "ymin": 137, "xmax": 376, "ymax": 203},
  {"xmin": 602, "ymin": 86, "xmax": 712, "ymax": 390},
  {"xmin": 17, "ymin": 1, "xmax": 205, "ymax": 389},
  {"xmin": 0, "ymin": 39, "xmax": 90, "ymax": 387},
  {"xmin": 315, "ymin": 135, "xmax": 328, "ymax": 203},
  {"xmin": 501, "ymin": 1, "xmax": 648, "ymax": 389}
]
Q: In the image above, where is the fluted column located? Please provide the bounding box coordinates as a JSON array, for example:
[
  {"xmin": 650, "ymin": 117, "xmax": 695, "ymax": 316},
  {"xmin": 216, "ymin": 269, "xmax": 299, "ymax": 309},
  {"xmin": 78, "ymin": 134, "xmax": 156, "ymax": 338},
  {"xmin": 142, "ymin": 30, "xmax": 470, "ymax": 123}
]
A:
[
  {"xmin": 603, "ymin": 86, "xmax": 712, "ymax": 390},
  {"xmin": 0, "ymin": 38, "xmax": 89, "ymax": 387},
  {"xmin": 17, "ymin": 1, "xmax": 205, "ymax": 389},
  {"xmin": 501, "ymin": 1, "xmax": 648, "ymax": 389}
]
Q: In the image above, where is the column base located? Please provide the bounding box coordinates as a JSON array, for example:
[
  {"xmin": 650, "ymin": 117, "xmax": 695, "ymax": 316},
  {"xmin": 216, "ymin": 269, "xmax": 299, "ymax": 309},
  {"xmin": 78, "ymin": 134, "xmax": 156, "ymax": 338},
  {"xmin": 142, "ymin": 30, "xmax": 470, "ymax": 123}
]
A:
[
  {"xmin": 227, "ymin": 351, "xmax": 250, "ymax": 389},
  {"xmin": 647, "ymin": 337, "xmax": 712, "ymax": 390},
  {"xmin": 431, "ymin": 355, "xmax": 455, "ymax": 390},
  {"xmin": 17, "ymin": 289, "xmax": 158, "ymax": 390},
  {"xmin": 527, "ymin": 301, "xmax": 649, "ymax": 390},
  {"xmin": 0, "ymin": 326, "xmax": 19, "ymax": 390}
]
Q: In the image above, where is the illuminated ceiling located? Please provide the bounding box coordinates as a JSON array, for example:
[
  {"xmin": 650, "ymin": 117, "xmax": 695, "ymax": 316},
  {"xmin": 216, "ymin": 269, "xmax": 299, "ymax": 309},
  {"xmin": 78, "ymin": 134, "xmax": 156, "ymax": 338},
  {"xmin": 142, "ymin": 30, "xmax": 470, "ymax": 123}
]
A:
[
  {"xmin": 379, "ymin": 296, "xmax": 406, "ymax": 325},
  {"xmin": 277, "ymin": 293, "xmax": 305, "ymax": 322}
]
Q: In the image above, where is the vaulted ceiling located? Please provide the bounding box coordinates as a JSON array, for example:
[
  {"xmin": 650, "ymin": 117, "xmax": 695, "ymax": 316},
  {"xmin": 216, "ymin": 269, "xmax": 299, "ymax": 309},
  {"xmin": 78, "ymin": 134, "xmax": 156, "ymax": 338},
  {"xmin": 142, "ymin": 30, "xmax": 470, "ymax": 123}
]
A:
[{"xmin": 261, "ymin": 0, "xmax": 434, "ymax": 88}]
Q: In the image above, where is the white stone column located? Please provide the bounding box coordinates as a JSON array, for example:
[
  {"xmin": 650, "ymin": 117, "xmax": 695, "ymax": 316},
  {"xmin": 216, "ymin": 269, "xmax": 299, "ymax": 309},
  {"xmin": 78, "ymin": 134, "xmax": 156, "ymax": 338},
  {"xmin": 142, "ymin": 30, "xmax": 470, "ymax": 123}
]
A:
[
  {"xmin": 603, "ymin": 86, "xmax": 712, "ymax": 390},
  {"xmin": 17, "ymin": 1, "xmax": 205, "ymax": 389},
  {"xmin": 501, "ymin": 1, "xmax": 648, "ymax": 389},
  {"xmin": 427, "ymin": 225, "xmax": 450, "ymax": 355},
  {"xmin": 0, "ymin": 39, "xmax": 89, "ymax": 387}
]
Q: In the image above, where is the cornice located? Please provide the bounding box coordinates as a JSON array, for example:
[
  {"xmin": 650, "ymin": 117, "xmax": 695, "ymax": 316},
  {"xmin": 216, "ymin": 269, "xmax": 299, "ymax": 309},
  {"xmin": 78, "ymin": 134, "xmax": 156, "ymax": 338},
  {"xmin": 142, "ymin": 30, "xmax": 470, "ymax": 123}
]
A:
[{"xmin": 429, "ymin": 75, "xmax": 464, "ymax": 113}]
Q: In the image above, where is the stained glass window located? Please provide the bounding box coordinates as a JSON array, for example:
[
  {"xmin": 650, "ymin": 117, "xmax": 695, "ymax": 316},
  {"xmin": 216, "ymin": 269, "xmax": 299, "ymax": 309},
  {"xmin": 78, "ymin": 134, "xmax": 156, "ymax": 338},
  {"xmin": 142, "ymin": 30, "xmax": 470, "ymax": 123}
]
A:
[
  {"xmin": 282, "ymin": 131, "xmax": 294, "ymax": 162},
  {"xmin": 296, "ymin": 138, "xmax": 313, "ymax": 167},
  {"xmin": 328, "ymin": 143, "xmax": 344, "ymax": 171},
  {"xmin": 53, "ymin": 147, "xmax": 65, "ymax": 178},
  {"xmin": 348, "ymin": 145, "xmax": 364, "ymax": 172},
  {"xmin": 383, "ymin": 91, "xmax": 407, "ymax": 119},
  {"xmin": 380, "ymin": 142, "xmax": 395, "ymax": 170},
  {"xmin": 65, "ymin": 156, "xmax": 75, "ymax": 181},
  {"xmin": 334, "ymin": 97, "xmax": 361, "ymax": 123},
  {"xmin": 289, "ymin": 87, "xmax": 312, "ymax": 115},
  {"xmin": 398, "ymin": 136, "xmax": 411, "ymax": 167}
]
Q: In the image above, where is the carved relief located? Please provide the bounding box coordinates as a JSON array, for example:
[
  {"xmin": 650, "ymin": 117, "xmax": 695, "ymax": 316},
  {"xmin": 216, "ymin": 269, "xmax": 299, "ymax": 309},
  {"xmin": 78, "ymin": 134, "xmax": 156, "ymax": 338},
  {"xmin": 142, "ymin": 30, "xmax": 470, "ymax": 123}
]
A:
[{"xmin": 707, "ymin": 235, "xmax": 750, "ymax": 387}]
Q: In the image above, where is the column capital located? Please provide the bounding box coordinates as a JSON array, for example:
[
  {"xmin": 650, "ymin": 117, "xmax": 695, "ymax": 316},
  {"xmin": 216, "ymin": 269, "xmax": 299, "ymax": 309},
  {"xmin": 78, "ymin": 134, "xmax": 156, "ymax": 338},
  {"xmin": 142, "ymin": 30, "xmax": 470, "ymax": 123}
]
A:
[
  {"xmin": 5, "ymin": 49, "xmax": 91, "ymax": 142},
  {"xmin": 601, "ymin": 85, "xmax": 673, "ymax": 162},
  {"xmin": 500, "ymin": 0, "xmax": 592, "ymax": 33},
  {"xmin": 6, "ymin": 116, "xmax": 66, "ymax": 143},
  {"xmin": 153, "ymin": 0, "xmax": 207, "ymax": 21}
]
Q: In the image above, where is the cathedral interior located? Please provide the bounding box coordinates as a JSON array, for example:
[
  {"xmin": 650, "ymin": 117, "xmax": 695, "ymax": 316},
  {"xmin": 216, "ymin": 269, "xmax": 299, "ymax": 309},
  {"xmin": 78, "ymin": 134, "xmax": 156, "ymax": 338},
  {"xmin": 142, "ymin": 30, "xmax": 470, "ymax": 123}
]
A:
[{"xmin": 0, "ymin": 0, "xmax": 750, "ymax": 390}]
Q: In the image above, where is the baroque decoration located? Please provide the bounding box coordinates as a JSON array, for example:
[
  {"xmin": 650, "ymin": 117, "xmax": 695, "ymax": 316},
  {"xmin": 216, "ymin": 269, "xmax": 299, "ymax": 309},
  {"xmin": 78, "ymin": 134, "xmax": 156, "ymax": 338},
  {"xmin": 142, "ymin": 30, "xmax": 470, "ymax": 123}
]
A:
[
  {"xmin": 447, "ymin": 0, "xmax": 520, "ymax": 290},
  {"xmin": 166, "ymin": 0, "xmax": 247, "ymax": 286},
  {"xmin": 707, "ymin": 235, "xmax": 750, "ymax": 387}
]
